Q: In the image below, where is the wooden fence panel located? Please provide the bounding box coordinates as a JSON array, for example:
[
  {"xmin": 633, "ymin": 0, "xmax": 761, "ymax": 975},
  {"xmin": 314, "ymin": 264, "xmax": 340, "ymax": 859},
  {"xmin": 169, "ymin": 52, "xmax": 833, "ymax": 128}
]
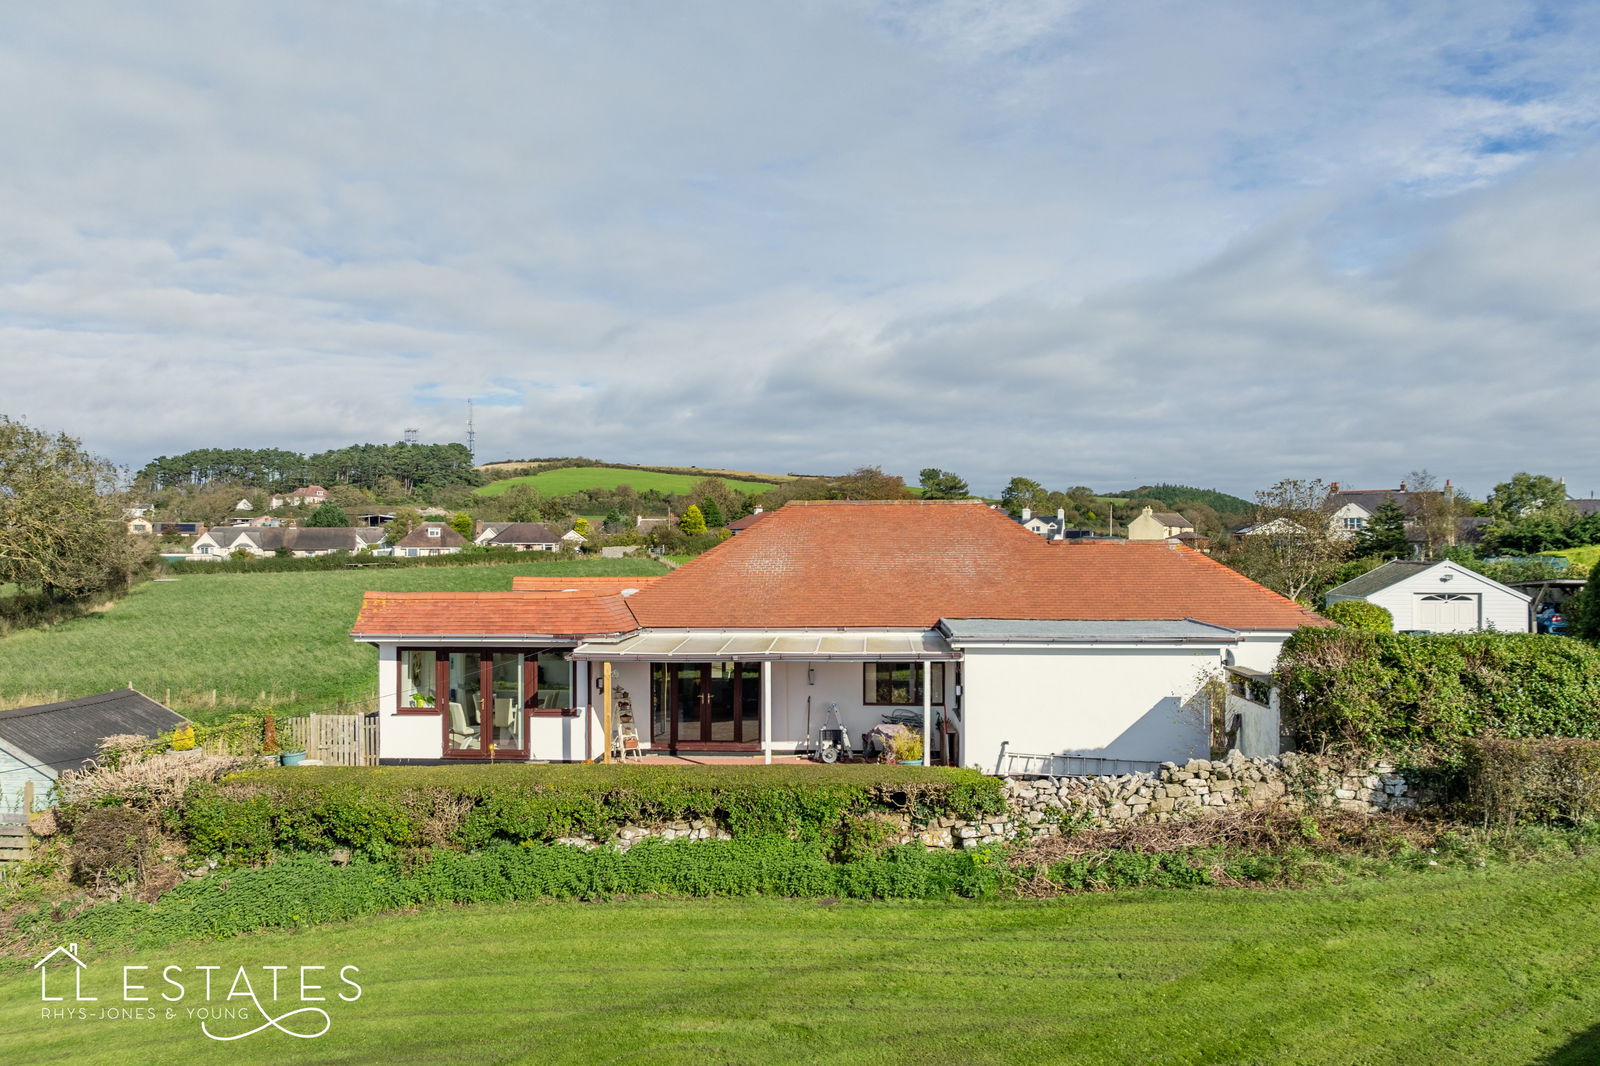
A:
[{"xmin": 0, "ymin": 811, "xmax": 30, "ymax": 865}]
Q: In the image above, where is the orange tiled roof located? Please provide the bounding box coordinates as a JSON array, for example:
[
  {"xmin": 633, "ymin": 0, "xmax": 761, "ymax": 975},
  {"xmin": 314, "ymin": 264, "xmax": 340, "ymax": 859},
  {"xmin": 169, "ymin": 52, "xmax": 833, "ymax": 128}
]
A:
[
  {"xmin": 624, "ymin": 500, "xmax": 1325, "ymax": 632},
  {"xmin": 351, "ymin": 591, "xmax": 637, "ymax": 638},
  {"xmin": 510, "ymin": 576, "xmax": 665, "ymax": 594}
]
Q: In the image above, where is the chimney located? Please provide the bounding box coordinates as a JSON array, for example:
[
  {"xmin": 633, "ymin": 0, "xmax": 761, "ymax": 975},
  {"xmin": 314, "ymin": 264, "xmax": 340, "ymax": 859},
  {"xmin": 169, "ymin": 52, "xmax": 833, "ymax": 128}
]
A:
[
  {"xmin": 1330, "ymin": 481, "xmax": 1339, "ymax": 492},
  {"xmin": 1057, "ymin": 507, "xmax": 1065, "ymax": 523},
  {"xmin": 1021, "ymin": 507, "xmax": 1032, "ymax": 522},
  {"xmin": 753, "ymin": 506, "xmax": 763, "ymax": 514},
  {"xmin": 1399, "ymin": 480, "xmax": 1407, "ymax": 492}
]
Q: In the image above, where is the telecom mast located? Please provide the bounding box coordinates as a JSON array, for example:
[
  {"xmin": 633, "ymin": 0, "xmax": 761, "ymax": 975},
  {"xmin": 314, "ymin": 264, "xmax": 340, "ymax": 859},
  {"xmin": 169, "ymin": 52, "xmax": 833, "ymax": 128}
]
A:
[{"xmin": 466, "ymin": 400, "xmax": 476, "ymax": 460}]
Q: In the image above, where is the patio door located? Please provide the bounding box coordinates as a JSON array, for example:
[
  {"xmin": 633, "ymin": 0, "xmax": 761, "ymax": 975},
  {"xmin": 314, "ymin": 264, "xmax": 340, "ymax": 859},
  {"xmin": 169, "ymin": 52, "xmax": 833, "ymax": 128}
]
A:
[
  {"xmin": 652, "ymin": 662, "xmax": 762, "ymax": 749},
  {"xmin": 442, "ymin": 651, "xmax": 530, "ymax": 758}
]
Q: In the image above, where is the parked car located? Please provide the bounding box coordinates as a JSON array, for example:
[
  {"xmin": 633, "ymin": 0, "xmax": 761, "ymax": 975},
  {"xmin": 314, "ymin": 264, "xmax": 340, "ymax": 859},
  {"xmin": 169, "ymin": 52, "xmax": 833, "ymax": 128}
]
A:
[{"xmin": 1536, "ymin": 605, "xmax": 1569, "ymax": 635}]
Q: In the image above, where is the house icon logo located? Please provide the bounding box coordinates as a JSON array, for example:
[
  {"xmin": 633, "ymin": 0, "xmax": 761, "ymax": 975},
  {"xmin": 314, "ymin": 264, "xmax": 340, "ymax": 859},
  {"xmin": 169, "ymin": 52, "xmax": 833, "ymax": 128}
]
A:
[{"xmin": 34, "ymin": 943, "xmax": 95, "ymax": 1002}]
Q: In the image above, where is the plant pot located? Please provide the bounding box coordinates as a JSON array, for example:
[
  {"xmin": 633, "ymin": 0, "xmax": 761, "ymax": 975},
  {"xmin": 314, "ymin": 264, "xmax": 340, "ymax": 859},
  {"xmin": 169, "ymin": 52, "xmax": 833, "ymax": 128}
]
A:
[
  {"xmin": 901, "ymin": 758, "xmax": 924, "ymax": 767},
  {"xmin": 279, "ymin": 751, "xmax": 307, "ymax": 767}
]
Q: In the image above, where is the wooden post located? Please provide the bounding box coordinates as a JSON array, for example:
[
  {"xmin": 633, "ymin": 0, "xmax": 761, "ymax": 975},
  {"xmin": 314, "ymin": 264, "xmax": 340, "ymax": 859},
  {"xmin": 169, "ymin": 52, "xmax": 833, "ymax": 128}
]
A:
[
  {"xmin": 922, "ymin": 662, "xmax": 932, "ymax": 767},
  {"xmin": 22, "ymin": 781, "xmax": 34, "ymax": 817},
  {"xmin": 602, "ymin": 662, "xmax": 614, "ymax": 765},
  {"xmin": 761, "ymin": 661, "xmax": 773, "ymax": 765}
]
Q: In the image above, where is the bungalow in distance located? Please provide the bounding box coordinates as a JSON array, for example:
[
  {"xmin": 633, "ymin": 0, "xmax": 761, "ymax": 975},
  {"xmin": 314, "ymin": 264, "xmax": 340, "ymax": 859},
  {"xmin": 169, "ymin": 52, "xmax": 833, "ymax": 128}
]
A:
[{"xmin": 350, "ymin": 501, "xmax": 1326, "ymax": 773}]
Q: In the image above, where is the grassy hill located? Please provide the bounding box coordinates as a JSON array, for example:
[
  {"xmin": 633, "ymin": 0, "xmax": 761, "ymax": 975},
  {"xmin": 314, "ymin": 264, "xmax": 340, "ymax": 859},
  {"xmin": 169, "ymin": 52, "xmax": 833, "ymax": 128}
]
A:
[
  {"xmin": 477, "ymin": 465, "xmax": 780, "ymax": 498},
  {"xmin": 1115, "ymin": 484, "xmax": 1254, "ymax": 515},
  {"xmin": 0, "ymin": 559, "xmax": 665, "ymax": 721}
]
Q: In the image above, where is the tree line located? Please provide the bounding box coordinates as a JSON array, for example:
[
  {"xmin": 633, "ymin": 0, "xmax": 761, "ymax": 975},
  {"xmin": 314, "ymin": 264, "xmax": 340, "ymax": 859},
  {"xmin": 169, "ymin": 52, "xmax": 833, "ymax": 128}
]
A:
[{"xmin": 135, "ymin": 442, "xmax": 481, "ymax": 495}]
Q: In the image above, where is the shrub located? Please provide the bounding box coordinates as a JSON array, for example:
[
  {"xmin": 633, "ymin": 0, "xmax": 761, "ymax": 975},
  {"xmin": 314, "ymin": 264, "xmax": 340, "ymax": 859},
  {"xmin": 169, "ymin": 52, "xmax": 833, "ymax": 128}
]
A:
[
  {"xmin": 57, "ymin": 745, "xmax": 252, "ymax": 809},
  {"xmin": 65, "ymin": 806, "xmax": 154, "ymax": 888},
  {"xmin": 173, "ymin": 764, "xmax": 1006, "ymax": 862},
  {"xmin": 1321, "ymin": 600, "xmax": 1393, "ymax": 633},
  {"xmin": 1462, "ymin": 737, "xmax": 1600, "ymax": 826},
  {"xmin": 1276, "ymin": 627, "xmax": 1600, "ymax": 758}
]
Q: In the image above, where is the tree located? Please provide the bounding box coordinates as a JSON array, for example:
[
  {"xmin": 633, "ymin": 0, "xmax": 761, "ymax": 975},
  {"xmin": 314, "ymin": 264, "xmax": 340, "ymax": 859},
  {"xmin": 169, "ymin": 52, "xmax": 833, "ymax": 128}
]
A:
[
  {"xmin": 1219, "ymin": 478, "xmax": 1350, "ymax": 603},
  {"xmin": 305, "ymin": 501, "xmax": 350, "ymax": 527},
  {"xmin": 384, "ymin": 507, "xmax": 422, "ymax": 545},
  {"xmin": 918, "ymin": 468, "xmax": 970, "ymax": 499},
  {"xmin": 1354, "ymin": 497, "xmax": 1409, "ymax": 558},
  {"xmin": 572, "ymin": 517, "xmax": 592, "ymax": 537},
  {"xmin": 1488, "ymin": 472, "xmax": 1568, "ymax": 520},
  {"xmin": 602, "ymin": 506, "xmax": 625, "ymax": 532},
  {"xmin": 827, "ymin": 467, "xmax": 913, "ymax": 501},
  {"xmin": 679, "ymin": 505, "xmax": 707, "ymax": 535},
  {"xmin": 500, "ymin": 485, "xmax": 544, "ymax": 524},
  {"xmin": 449, "ymin": 512, "xmax": 476, "ymax": 540},
  {"xmin": 1405, "ymin": 469, "xmax": 1467, "ymax": 558},
  {"xmin": 700, "ymin": 497, "xmax": 725, "ymax": 528},
  {"xmin": 999, "ymin": 477, "xmax": 1048, "ymax": 517},
  {"xmin": 1570, "ymin": 567, "xmax": 1600, "ymax": 643},
  {"xmin": 0, "ymin": 415, "xmax": 144, "ymax": 597}
]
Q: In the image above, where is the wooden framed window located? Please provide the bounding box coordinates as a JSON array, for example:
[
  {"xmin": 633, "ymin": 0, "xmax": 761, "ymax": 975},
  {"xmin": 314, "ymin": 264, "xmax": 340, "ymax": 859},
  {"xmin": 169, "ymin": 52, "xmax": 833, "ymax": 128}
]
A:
[
  {"xmin": 863, "ymin": 662, "xmax": 945, "ymax": 706},
  {"xmin": 397, "ymin": 649, "xmax": 442, "ymax": 713}
]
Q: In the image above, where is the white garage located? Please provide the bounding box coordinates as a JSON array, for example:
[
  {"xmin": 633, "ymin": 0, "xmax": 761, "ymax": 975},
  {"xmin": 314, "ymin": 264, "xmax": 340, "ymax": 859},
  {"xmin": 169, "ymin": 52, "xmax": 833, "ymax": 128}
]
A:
[{"xmin": 1324, "ymin": 560, "xmax": 1530, "ymax": 634}]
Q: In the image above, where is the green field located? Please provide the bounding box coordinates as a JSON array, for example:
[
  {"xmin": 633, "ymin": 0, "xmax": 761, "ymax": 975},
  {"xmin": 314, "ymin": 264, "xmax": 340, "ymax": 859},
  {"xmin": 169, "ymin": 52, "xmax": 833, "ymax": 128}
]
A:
[
  {"xmin": 4, "ymin": 857, "xmax": 1599, "ymax": 1065},
  {"xmin": 477, "ymin": 465, "xmax": 778, "ymax": 498},
  {"xmin": 0, "ymin": 560, "xmax": 664, "ymax": 720},
  {"xmin": 1541, "ymin": 544, "xmax": 1600, "ymax": 569}
]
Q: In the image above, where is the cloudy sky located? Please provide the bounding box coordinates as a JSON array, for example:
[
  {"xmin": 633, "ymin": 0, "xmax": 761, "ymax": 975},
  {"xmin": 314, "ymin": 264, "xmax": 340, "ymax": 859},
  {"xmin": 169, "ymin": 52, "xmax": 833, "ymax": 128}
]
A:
[{"xmin": 2, "ymin": 1, "xmax": 1597, "ymax": 499}]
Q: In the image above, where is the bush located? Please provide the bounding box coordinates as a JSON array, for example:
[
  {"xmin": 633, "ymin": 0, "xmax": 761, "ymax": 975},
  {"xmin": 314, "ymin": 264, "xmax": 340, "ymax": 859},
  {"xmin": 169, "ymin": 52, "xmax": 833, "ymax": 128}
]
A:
[
  {"xmin": 1462, "ymin": 737, "xmax": 1600, "ymax": 826},
  {"xmin": 65, "ymin": 807, "xmax": 154, "ymax": 889},
  {"xmin": 1321, "ymin": 601, "xmax": 1393, "ymax": 632},
  {"xmin": 15, "ymin": 840, "xmax": 1012, "ymax": 948},
  {"xmin": 173, "ymin": 764, "xmax": 1007, "ymax": 862},
  {"xmin": 1276, "ymin": 627, "xmax": 1600, "ymax": 757}
]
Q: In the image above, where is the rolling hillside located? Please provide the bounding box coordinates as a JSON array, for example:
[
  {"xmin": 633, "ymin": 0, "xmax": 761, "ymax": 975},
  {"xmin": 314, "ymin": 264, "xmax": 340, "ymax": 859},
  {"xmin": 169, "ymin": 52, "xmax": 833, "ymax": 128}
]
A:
[
  {"xmin": 477, "ymin": 466, "xmax": 780, "ymax": 498},
  {"xmin": 1115, "ymin": 484, "xmax": 1254, "ymax": 515}
]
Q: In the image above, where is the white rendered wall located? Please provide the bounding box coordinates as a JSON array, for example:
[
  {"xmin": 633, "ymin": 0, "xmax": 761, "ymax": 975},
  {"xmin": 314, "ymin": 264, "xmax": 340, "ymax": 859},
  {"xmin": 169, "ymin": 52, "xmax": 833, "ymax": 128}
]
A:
[{"xmin": 959, "ymin": 645, "xmax": 1224, "ymax": 773}]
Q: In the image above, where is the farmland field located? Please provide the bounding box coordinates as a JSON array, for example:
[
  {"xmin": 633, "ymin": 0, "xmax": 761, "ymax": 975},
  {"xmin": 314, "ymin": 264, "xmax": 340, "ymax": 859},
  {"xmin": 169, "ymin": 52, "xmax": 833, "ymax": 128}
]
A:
[
  {"xmin": 476, "ymin": 465, "xmax": 779, "ymax": 498},
  {"xmin": 0, "ymin": 559, "xmax": 664, "ymax": 721},
  {"xmin": 4, "ymin": 856, "xmax": 1599, "ymax": 1065}
]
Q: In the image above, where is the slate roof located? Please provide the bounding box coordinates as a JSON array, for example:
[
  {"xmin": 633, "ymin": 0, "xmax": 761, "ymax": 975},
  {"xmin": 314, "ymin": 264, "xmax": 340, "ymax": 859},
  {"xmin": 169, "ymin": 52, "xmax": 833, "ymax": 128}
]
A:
[
  {"xmin": 351, "ymin": 592, "xmax": 638, "ymax": 639},
  {"xmin": 623, "ymin": 501, "xmax": 1324, "ymax": 632},
  {"xmin": 1150, "ymin": 512, "xmax": 1191, "ymax": 528},
  {"xmin": 202, "ymin": 527, "xmax": 379, "ymax": 552},
  {"xmin": 392, "ymin": 523, "xmax": 468, "ymax": 549},
  {"xmin": 727, "ymin": 512, "xmax": 771, "ymax": 532},
  {"xmin": 1571, "ymin": 498, "xmax": 1600, "ymax": 516},
  {"xmin": 485, "ymin": 523, "xmax": 561, "ymax": 546},
  {"xmin": 940, "ymin": 619, "xmax": 1239, "ymax": 644},
  {"xmin": 1324, "ymin": 560, "xmax": 1444, "ymax": 599},
  {"xmin": 0, "ymin": 690, "xmax": 187, "ymax": 773}
]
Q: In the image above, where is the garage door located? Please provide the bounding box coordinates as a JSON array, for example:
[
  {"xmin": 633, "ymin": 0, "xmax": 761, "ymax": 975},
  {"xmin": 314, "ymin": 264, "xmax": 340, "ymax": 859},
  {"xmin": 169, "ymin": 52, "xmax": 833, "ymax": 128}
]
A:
[{"xmin": 1415, "ymin": 593, "xmax": 1479, "ymax": 632}]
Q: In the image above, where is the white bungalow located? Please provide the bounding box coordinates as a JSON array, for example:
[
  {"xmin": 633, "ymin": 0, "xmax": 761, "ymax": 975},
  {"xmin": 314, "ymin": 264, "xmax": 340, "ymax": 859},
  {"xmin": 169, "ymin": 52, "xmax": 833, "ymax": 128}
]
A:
[
  {"xmin": 1323, "ymin": 560, "xmax": 1531, "ymax": 633},
  {"xmin": 353, "ymin": 502, "xmax": 1323, "ymax": 772}
]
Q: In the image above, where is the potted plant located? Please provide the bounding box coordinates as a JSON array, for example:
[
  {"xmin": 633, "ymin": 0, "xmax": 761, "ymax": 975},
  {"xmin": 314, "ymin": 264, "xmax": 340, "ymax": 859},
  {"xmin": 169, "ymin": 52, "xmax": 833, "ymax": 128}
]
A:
[
  {"xmin": 887, "ymin": 730, "xmax": 924, "ymax": 767},
  {"xmin": 264, "ymin": 712, "xmax": 305, "ymax": 767}
]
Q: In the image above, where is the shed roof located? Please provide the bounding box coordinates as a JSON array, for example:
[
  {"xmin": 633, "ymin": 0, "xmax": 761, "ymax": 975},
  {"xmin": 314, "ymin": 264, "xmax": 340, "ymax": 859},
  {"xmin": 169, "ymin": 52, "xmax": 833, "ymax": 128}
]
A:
[
  {"xmin": 1324, "ymin": 560, "xmax": 1530, "ymax": 602},
  {"xmin": 0, "ymin": 690, "xmax": 187, "ymax": 773}
]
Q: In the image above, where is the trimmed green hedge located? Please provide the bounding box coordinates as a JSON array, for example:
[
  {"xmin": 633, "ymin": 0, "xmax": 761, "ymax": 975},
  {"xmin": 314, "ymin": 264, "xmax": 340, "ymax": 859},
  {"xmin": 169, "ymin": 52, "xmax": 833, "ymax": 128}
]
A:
[
  {"xmin": 1463, "ymin": 737, "xmax": 1600, "ymax": 826},
  {"xmin": 1322, "ymin": 600, "xmax": 1393, "ymax": 633},
  {"xmin": 1276, "ymin": 628, "xmax": 1600, "ymax": 757},
  {"xmin": 15, "ymin": 840, "xmax": 1013, "ymax": 948},
  {"xmin": 173, "ymin": 764, "xmax": 1006, "ymax": 862}
]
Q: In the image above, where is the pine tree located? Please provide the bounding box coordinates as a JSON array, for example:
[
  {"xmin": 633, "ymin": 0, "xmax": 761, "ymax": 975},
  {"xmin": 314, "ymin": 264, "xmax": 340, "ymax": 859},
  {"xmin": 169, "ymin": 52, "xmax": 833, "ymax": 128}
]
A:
[
  {"xmin": 1354, "ymin": 498, "xmax": 1409, "ymax": 558},
  {"xmin": 700, "ymin": 497, "xmax": 725, "ymax": 528},
  {"xmin": 679, "ymin": 505, "xmax": 707, "ymax": 536}
]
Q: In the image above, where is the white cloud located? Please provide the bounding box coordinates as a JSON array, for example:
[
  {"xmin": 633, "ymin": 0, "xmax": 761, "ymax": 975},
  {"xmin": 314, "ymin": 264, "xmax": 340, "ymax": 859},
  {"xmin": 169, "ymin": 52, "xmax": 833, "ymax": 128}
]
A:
[{"xmin": 0, "ymin": 0, "xmax": 1597, "ymax": 496}]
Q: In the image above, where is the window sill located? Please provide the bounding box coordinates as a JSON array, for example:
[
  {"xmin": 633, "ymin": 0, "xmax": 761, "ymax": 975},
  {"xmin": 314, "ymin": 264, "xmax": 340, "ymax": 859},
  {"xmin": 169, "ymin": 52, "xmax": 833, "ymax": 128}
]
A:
[
  {"xmin": 395, "ymin": 706, "xmax": 441, "ymax": 715},
  {"xmin": 527, "ymin": 709, "xmax": 580, "ymax": 718}
]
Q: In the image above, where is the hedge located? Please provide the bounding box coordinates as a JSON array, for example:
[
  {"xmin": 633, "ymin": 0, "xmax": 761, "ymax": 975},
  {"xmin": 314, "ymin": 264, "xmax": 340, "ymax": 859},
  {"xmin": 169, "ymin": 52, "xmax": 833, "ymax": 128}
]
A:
[
  {"xmin": 1462, "ymin": 738, "xmax": 1600, "ymax": 826},
  {"xmin": 1276, "ymin": 628, "xmax": 1600, "ymax": 757},
  {"xmin": 14, "ymin": 841, "xmax": 1013, "ymax": 949},
  {"xmin": 172, "ymin": 764, "xmax": 1007, "ymax": 862},
  {"xmin": 1321, "ymin": 601, "xmax": 1393, "ymax": 633}
]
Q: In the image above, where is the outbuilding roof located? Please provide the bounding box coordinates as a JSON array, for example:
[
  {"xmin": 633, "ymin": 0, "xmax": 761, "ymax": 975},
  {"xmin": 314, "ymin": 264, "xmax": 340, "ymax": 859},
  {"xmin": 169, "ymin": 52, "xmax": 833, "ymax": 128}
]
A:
[
  {"xmin": 0, "ymin": 690, "xmax": 187, "ymax": 773},
  {"xmin": 1324, "ymin": 560, "xmax": 1530, "ymax": 602}
]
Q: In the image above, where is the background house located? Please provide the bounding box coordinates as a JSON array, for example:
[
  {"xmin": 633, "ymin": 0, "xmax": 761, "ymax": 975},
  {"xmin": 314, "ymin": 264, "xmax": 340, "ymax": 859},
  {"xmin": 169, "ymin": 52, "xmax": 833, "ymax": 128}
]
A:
[
  {"xmin": 480, "ymin": 522, "xmax": 565, "ymax": 552},
  {"xmin": 187, "ymin": 526, "xmax": 383, "ymax": 559},
  {"xmin": 0, "ymin": 690, "xmax": 187, "ymax": 812},
  {"xmin": 1323, "ymin": 560, "xmax": 1531, "ymax": 633},
  {"xmin": 392, "ymin": 522, "xmax": 467, "ymax": 557},
  {"xmin": 270, "ymin": 485, "xmax": 331, "ymax": 509},
  {"xmin": 1127, "ymin": 507, "xmax": 1195, "ymax": 542}
]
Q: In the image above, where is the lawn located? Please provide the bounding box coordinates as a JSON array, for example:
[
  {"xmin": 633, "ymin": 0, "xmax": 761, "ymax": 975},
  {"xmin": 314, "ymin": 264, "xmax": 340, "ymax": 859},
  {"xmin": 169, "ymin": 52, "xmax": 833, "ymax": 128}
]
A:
[
  {"xmin": 3, "ymin": 857, "xmax": 1599, "ymax": 1065},
  {"xmin": 477, "ymin": 465, "xmax": 777, "ymax": 498},
  {"xmin": 0, "ymin": 559, "xmax": 665, "ymax": 721},
  {"xmin": 1540, "ymin": 544, "xmax": 1600, "ymax": 569}
]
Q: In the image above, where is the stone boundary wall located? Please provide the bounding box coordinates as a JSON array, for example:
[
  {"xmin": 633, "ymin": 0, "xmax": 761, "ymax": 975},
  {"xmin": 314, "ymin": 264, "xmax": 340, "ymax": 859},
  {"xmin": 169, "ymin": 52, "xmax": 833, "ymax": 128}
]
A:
[{"xmin": 517, "ymin": 752, "xmax": 1431, "ymax": 853}]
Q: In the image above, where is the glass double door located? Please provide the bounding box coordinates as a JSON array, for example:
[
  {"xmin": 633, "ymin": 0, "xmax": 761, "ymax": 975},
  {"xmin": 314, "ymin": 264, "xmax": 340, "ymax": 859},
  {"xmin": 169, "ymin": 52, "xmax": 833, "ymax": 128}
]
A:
[{"xmin": 653, "ymin": 662, "xmax": 762, "ymax": 748}]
